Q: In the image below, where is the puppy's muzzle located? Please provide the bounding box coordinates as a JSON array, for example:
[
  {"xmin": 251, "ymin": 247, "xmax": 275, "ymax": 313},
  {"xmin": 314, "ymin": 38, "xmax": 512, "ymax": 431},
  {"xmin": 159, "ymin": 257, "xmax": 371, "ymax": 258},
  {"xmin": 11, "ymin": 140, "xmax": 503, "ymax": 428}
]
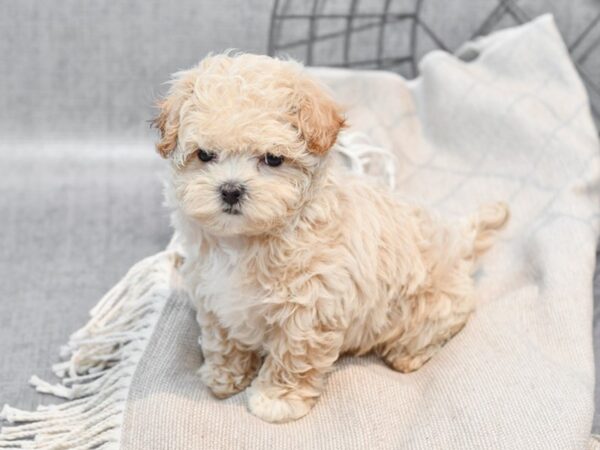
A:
[{"xmin": 219, "ymin": 182, "xmax": 246, "ymax": 206}]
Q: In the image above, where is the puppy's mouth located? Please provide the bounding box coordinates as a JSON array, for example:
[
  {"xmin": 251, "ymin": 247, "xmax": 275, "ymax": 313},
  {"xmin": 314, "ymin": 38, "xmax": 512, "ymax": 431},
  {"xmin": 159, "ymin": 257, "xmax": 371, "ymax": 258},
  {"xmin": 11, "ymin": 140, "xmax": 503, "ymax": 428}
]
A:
[{"xmin": 222, "ymin": 206, "xmax": 242, "ymax": 216}]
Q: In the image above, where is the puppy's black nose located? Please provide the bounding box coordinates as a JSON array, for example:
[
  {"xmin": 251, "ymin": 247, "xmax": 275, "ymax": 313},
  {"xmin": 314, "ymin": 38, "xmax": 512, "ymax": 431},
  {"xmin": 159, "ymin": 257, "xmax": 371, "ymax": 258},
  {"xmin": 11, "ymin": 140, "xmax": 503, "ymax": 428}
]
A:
[{"xmin": 219, "ymin": 182, "xmax": 245, "ymax": 206}]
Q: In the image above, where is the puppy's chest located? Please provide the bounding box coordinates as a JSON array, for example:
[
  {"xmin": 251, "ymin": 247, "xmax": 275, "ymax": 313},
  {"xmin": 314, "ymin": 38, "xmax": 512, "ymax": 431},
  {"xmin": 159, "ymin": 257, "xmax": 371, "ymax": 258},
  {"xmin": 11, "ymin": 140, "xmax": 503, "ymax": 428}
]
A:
[{"xmin": 189, "ymin": 243, "xmax": 269, "ymax": 343}]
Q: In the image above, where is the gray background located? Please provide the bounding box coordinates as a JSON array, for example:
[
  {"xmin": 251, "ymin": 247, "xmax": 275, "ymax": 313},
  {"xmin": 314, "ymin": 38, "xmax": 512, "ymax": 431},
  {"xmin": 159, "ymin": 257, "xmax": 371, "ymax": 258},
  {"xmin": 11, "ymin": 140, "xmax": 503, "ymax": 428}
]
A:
[
  {"xmin": 0, "ymin": 0, "xmax": 272, "ymax": 141},
  {"xmin": 1, "ymin": 0, "xmax": 600, "ymax": 434}
]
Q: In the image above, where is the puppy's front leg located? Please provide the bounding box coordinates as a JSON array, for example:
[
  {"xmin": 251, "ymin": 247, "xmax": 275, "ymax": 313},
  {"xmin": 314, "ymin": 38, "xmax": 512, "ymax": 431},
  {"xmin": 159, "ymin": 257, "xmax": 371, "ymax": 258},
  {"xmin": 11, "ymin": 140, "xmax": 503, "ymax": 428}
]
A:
[
  {"xmin": 246, "ymin": 306, "xmax": 343, "ymax": 423},
  {"xmin": 198, "ymin": 310, "xmax": 261, "ymax": 399}
]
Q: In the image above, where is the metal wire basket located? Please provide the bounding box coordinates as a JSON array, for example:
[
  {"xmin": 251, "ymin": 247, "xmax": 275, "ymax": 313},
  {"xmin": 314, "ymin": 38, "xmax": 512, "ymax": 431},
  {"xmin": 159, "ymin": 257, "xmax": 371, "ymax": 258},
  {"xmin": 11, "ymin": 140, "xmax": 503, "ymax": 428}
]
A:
[{"xmin": 268, "ymin": 0, "xmax": 600, "ymax": 128}]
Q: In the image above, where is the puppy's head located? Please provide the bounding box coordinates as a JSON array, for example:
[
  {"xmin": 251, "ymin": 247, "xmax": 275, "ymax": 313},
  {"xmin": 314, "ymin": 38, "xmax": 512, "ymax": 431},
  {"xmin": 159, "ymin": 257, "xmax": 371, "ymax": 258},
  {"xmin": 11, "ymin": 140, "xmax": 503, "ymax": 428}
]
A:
[{"xmin": 153, "ymin": 53, "xmax": 345, "ymax": 237}]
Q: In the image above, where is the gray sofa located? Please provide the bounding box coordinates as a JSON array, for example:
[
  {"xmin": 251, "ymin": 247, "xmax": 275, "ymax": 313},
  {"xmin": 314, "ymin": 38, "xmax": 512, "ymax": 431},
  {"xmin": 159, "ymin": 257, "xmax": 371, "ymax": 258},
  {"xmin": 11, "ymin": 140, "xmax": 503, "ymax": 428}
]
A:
[{"xmin": 1, "ymin": 0, "xmax": 599, "ymax": 433}]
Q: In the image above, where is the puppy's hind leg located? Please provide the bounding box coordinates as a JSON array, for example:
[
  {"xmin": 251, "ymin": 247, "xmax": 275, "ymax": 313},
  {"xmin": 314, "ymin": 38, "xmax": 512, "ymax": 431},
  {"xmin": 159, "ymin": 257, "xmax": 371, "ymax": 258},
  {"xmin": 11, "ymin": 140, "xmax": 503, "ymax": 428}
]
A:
[
  {"xmin": 381, "ymin": 341, "xmax": 444, "ymax": 374},
  {"xmin": 379, "ymin": 323, "xmax": 466, "ymax": 374},
  {"xmin": 377, "ymin": 202, "xmax": 508, "ymax": 374},
  {"xmin": 377, "ymin": 291, "xmax": 474, "ymax": 373}
]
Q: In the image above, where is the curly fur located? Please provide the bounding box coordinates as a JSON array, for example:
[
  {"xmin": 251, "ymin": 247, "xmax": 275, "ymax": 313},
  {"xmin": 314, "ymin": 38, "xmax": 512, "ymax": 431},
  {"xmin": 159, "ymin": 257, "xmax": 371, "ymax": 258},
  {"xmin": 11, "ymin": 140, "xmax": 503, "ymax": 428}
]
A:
[{"xmin": 153, "ymin": 53, "xmax": 510, "ymax": 423}]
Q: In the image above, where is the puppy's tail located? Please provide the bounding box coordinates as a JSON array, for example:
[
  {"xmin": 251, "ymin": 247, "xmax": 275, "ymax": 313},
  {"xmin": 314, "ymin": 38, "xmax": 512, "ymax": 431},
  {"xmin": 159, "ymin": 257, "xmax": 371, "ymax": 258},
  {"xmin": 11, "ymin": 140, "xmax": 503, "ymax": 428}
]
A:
[{"xmin": 468, "ymin": 201, "xmax": 510, "ymax": 259}]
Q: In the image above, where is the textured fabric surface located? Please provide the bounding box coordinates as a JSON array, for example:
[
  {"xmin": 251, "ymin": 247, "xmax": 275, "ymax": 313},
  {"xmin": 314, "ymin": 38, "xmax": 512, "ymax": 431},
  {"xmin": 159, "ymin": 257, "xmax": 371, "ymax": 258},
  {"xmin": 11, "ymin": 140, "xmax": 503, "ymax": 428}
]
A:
[
  {"xmin": 0, "ymin": 141, "xmax": 171, "ymax": 411},
  {"xmin": 120, "ymin": 17, "xmax": 600, "ymax": 449},
  {"xmin": 0, "ymin": 0, "xmax": 271, "ymax": 141}
]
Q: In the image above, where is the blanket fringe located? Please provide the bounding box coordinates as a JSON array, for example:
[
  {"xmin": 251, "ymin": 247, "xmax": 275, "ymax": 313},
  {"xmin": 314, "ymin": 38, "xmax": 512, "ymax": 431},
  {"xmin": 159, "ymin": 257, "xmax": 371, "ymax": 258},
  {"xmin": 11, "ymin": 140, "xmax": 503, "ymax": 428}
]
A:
[
  {"xmin": 0, "ymin": 251, "xmax": 174, "ymax": 449},
  {"xmin": 336, "ymin": 131, "xmax": 397, "ymax": 191}
]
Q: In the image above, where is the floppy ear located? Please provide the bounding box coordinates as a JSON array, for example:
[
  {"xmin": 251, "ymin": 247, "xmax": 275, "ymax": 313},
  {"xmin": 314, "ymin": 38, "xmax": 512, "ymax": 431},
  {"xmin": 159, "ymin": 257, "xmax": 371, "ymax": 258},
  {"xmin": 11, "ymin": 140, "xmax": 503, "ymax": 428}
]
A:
[
  {"xmin": 151, "ymin": 70, "xmax": 197, "ymax": 158},
  {"xmin": 293, "ymin": 78, "xmax": 346, "ymax": 155}
]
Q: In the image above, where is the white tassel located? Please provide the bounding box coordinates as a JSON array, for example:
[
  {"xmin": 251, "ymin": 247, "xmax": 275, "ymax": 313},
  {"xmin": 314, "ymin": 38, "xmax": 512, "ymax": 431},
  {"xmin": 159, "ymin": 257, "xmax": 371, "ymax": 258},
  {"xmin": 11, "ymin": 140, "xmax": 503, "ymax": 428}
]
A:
[
  {"xmin": 335, "ymin": 131, "xmax": 397, "ymax": 191},
  {"xmin": 0, "ymin": 251, "xmax": 174, "ymax": 449}
]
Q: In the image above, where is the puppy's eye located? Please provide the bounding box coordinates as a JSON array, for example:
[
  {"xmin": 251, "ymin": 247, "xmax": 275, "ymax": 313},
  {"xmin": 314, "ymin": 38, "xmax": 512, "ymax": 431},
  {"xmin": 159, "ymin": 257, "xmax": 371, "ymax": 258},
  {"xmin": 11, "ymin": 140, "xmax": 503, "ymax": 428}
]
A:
[
  {"xmin": 197, "ymin": 149, "xmax": 215, "ymax": 162},
  {"xmin": 264, "ymin": 153, "xmax": 284, "ymax": 167}
]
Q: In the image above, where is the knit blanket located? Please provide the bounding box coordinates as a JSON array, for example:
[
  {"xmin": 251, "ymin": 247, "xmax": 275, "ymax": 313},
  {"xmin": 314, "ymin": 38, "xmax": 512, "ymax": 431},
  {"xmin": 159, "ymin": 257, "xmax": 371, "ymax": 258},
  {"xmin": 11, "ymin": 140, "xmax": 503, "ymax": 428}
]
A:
[{"xmin": 2, "ymin": 15, "xmax": 600, "ymax": 450}]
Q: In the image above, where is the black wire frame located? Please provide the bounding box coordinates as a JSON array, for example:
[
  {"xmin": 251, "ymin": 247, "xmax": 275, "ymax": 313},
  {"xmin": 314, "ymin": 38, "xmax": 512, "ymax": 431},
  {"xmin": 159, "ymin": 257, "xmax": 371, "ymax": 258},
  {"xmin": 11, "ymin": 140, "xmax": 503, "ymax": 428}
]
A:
[{"xmin": 268, "ymin": 0, "xmax": 600, "ymax": 128}]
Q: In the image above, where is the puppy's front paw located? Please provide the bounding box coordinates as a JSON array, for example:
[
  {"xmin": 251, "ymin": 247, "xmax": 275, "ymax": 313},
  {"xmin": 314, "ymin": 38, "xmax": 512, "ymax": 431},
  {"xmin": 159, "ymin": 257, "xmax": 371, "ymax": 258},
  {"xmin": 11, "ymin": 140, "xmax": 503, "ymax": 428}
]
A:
[
  {"xmin": 246, "ymin": 384, "xmax": 313, "ymax": 423},
  {"xmin": 199, "ymin": 361, "xmax": 254, "ymax": 399}
]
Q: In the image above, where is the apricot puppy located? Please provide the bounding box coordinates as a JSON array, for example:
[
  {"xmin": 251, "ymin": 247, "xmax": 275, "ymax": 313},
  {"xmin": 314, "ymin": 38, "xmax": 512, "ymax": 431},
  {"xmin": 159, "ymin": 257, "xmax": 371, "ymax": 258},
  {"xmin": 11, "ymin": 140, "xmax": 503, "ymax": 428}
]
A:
[{"xmin": 153, "ymin": 53, "xmax": 509, "ymax": 423}]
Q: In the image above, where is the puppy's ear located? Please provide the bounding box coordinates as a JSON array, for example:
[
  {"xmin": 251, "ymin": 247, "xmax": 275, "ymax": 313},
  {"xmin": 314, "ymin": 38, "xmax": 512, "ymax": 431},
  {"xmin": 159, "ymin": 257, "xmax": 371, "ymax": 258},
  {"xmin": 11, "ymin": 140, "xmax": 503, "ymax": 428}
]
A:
[
  {"xmin": 151, "ymin": 70, "xmax": 197, "ymax": 158},
  {"xmin": 292, "ymin": 78, "xmax": 346, "ymax": 155}
]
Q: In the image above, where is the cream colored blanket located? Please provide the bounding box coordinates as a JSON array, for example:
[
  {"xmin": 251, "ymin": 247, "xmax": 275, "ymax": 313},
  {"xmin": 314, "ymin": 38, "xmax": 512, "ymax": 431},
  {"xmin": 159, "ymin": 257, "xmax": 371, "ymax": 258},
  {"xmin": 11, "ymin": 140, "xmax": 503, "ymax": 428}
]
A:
[{"xmin": 1, "ymin": 15, "xmax": 599, "ymax": 450}]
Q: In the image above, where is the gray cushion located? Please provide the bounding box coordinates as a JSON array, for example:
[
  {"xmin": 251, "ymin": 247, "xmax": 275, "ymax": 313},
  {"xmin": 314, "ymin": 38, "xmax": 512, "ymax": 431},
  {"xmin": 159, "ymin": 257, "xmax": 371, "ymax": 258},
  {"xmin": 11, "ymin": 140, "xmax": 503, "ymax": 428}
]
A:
[{"xmin": 0, "ymin": 141, "xmax": 170, "ymax": 409}]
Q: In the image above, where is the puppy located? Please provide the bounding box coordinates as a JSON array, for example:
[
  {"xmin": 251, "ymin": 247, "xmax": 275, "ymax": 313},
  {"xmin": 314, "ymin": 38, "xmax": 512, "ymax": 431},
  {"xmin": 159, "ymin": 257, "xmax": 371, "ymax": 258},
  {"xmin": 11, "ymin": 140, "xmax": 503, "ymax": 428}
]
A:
[{"xmin": 152, "ymin": 53, "xmax": 509, "ymax": 423}]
